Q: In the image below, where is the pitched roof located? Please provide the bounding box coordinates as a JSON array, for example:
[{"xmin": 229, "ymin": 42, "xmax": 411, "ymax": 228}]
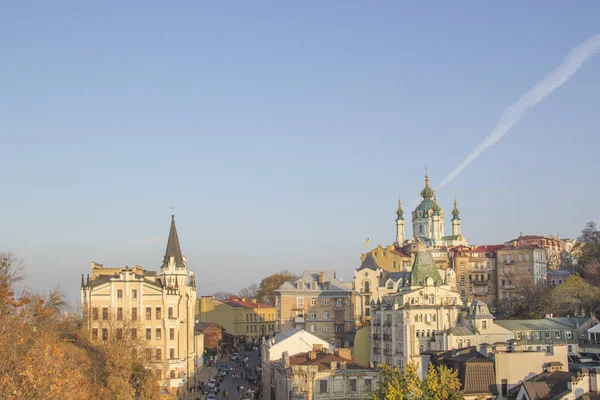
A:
[
  {"xmin": 195, "ymin": 322, "xmax": 223, "ymax": 332},
  {"xmin": 222, "ymin": 296, "xmax": 274, "ymax": 309},
  {"xmin": 358, "ymin": 253, "xmax": 379, "ymax": 271},
  {"xmin": 289, "ymin": 351, "xmax": 372, "ymax": 371},
  {"xmin": 163, "ymin": 215, "xmax": 185, "ymax": 268},
  {"xmin": 461, "ymin": 359, "xmax": 498, "ymax": 395},
  {"xmin": 494, "ymin": 319, "xmax": 574, "ymax": 331}
]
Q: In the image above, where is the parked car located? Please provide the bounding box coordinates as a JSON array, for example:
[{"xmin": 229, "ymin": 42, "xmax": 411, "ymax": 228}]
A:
[
  {"xmin": 207, "ymin": 395, "xmax": 216, "ymax": 400},
  {"xmin": 202, "ymin": 385, "xmax": 210, "ymax": 394},
  {"xmin": 218, "ymin": 364, "xmax": 228, "ymax": 374},
  {"xmin": 230, "ymin": 352, "xmax": 240, "ymax": 361},
  {"xmin": 207, "ymin": 378, "xmax": 217, "ymax": 389}
]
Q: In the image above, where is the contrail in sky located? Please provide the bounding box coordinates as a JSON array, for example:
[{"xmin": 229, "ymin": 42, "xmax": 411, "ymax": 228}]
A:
[{"xmin": 436, "ymin": 32, "xmax": 600, "ymax": 190}]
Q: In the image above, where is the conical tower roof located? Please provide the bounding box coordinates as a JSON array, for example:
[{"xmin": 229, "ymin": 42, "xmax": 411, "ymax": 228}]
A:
[
  {"xmin": 163, "ymin": 215, "xmax": 185, "ymax": 269},
  {"xmin": 410, "ymin": 250, "xmax": 443, "ymax": 286}
]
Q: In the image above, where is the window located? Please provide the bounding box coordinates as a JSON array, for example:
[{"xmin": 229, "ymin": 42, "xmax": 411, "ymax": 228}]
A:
[
  {"xmin": 102, "ymin": 307, "xmax": 108, "ymax": 320},
  {"xmin": 364, "ymin": 378, "xmax": 372, "ymax": 392},
  {"xmin": 466, "ymin": 339, "xmax": 471, "ymax": 347},
  {"xmin": 457, "ymin": 339, "xmax": 463, "ymax": 348},
  {"xmin": 545, "ymin": 332, "xmax": 550, "ymax": 339},
  {"xmin": 482, "ymin": 321, "xmax": 487, "ymax": 330},
  {"xmin": 536, "ymin": 332, "xmax": 541, "ymax": 339},
  {"xmin": 324, "ymin": 312, "xmax": 330, "ymax": 319},
  {"xmin": 568, "ymin": 345, "xmax": 573, "ymax": 352},
  {"xmin": 311, "ymin": 324, "xmax": 316, "ymax": 333},
  {"xmin": 526, "ymin": 254, "xmax": 530, "ymax": 261},
  {"xmin": 92, "ymin": 308, "xmax": 99, "ymax": 320},
  {"xmin": 92, "ymin": 328, "xmax": 98, "ymax": 339},
  {"xmin": 319, "ymin": 379, "xmax": 328, "ymax": 394},
  {"xmin": 170, "ymin": 328, "xmax": 175, "ymax": 340},
  {"xmin": 527, "ymin": 331, "xmax": 532, "ymax": 340},
  {"xmin": 117, "ymin": 307, "xmax": 123, "ymax": 321},
  {"xmin": 350, "ymin": 378, "xmax": 357, "ymax": 392},
  {"xmin": 419, "ymin": 344, "xmax": 424, "ymax": 353},
  {"xmin": 155, "ymin": 307, "xmax": 162, "ymax": 319},
  {"xmin": 146, "ymin": 328, "xmax": 151, "ymax": 340},
  {"xmin": 156, "ymin": 348, "xmax": 161, "ymax": 360},
  {"xmin": 117, "ymin": 289, "xmax": 123, "ymax": 299},
  {"xmin": 132, "ymin": 289, "xmax": 137, "ymax": 299},
  {"xmin": 555, "ymin": 331, "xmax": 561, "ymax": 339},
  {"xmin": 311, "ymin": 298, "xmax": 317, "ymax": 306},
  {"xmin": 337, "ymin": 298, "xmax": 344, "ymax": 307},
  {"xmin": 516, "ymin": 332, "xmax": 522, "ymax": 340},
  {"xmin": 116, "ymin": 328, "xmax": 123, "ymax": 340},
  {"xmin": 170, "ymin": 348, "xmax": 175, "ymax": 359},
  {"xmin": 168, "ymin": 307, "xmax": 174, "ymax": 319},
  {"xmin": 324, "ymin": 325, "xmax": 330, "ymax": 333},
  {"xmin": 519, "ymin": 254, "xmax": 523, "ymax": 261},
  {"xmin": 131, "ymin": 329, "xmax": 137, "ymax": 339},
  {"xmin": 102, "ymin": 328, "xmax": 108, "ymax": 340},
  {"xmin": 310, "ymin": 312, "xmax": 316, "ymax": 319},
  {"xmin": 324, "ymin": 299, "xmax": 330, "ymax": 306},
  {"xmin": 296, "ymin": 297, "xmax": 304, "ymax": 308},
  {"xmin": 156, "ymin": 328, "xmax": 161, "ymax": 340},
  {"xmin": 334, "ymin": 377, "xmax": 343, "ymax": 393},
  {"xmin": 146, "ymin": 307, "xmax": 151, "ymax": 320},
  {"xmin": 131, "ymin": 307, "xmax": 137, "ymax": 320},
  {"xmin": 566, "ymin": 331, "xmax": 572, "ymax": 339}
]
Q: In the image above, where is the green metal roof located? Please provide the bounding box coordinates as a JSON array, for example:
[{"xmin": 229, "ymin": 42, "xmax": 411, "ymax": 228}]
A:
[
  {"xmin": 410, "ymin": 250, "xmax": 443, "ymax": 286},
  {"xmin": 494, "ymin": 319, "xmax": 574, "ymax": 331}
]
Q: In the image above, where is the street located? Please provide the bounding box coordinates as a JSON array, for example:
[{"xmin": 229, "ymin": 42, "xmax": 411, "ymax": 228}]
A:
[{"xmin": 187, "ymin": 347, "xmax": 262, "ymax": 400}]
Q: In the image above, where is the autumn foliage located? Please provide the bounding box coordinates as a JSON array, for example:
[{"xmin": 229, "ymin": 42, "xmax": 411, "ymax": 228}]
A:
[{"xmin": 0, "ymin": 253, "xmax": 164, "ymax": 400}]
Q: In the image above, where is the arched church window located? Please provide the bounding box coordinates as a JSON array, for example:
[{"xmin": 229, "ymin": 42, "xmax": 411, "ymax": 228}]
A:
[
  {"xmin": 419, "ymin": 314, "xmax": 423, "ymax": 322},
  {"xmin": 426, "ymin": 330, "xmax": 430, "ymax": 337},
  {"xmin": 419, "ymin": 344, "xmax": 425, "ymax": 353},
  {"xmin": 416, "ymin": 331, "xmax": 419, "ymax": 338},
  {"xmin": 414, "ymin": 314, "xmax": 418, "ymax": 323},
  {"xmin": 419, "ymin": 225, "xmax": 423, "ymax": 234},
  {"xmin": 457, "ymin": 339, "xmax": 463, "ymax": 348},
  {"xmin": 432, "ymin": 314, "xmax": 436, "ymax": 322},
  {"xmin": 466, "ymin": 339, "xmax": 472, "ymax": 347},
  {"xmin": 364, "ymin": 281, "xmax": 370, "ymax": 293}
]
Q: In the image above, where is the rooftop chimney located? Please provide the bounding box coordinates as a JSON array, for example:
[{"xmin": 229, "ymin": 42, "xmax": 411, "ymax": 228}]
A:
[
  {"xmin": 340, "ymin": 361, "xmax": 347, "ymax": 370},
  {"xmin": 318, "ymin": 272, "xmax": 324, "ymax": 285},
  {"xmin": 309, "ymin": 351, "xmax": 317, "ymax": 360},
  {"xmin": 313, "ymin": 344, "xmax": 323, "ymax": 353},
  {"xmin": 334, "ymin": 348, "xmax": 352, "ymax": 359},
  {"xmin": 330, "ymin": 361, "xmax": 338, "ymax": 370}
]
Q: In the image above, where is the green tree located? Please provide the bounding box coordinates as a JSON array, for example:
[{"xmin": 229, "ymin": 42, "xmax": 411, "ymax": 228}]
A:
[
  {"xmin": 552, "ymin": 275, "xmax": 600, "ymax": 317},
  {"xmin": 256, "ymin": 270, "xmax": 299, "ymax": 305},
  {"xmin": 510, "ymin": 277, "xmax": 553, "ymax": 319},
  {"xmin": 372, "ymin": 362, "xmax": 463, "ymax": 400},
  {"xmin": 574, "ymin": 222, "xmax": 600, "ymax": 284}
]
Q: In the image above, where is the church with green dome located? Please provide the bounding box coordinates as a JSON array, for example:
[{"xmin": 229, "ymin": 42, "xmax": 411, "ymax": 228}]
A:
[{"xmin": 396, "ymin": 173, "xmax": 468, "ymax": 249}]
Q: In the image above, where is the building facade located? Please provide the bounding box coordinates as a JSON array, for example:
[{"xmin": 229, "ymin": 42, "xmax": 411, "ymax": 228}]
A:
[
  {"xmin": 81, "ymin": 215, "xmax": 197, "ymax": 390},
  {"xmin": 450, "ymin": 245, "xmax": 503, "ymax": 310},
  {"xmin": 197, "ymin": 295, "xmax": 277, "ymax": 344},
  {"xmin": 272, "ymin": 346, "xmax": 378, "ymax": 400},
  {"xmin": 276, "ymin": 270, "xmax": 355, "ymax": 347}
]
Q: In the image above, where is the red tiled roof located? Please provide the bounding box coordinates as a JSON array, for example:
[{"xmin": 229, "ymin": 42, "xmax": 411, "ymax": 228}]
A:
[
  {"xmin": 222, "ymin": 296, "xmax": 274, "ymax": 309},
  {"xmin": 289, "ymin": 352, "xmax": 372, "ymax": 371}
]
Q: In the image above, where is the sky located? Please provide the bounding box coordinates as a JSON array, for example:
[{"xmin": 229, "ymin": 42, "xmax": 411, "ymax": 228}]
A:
[{"xmin": 1, "ymin": 2, "xmax": 599, "ymax": 304}]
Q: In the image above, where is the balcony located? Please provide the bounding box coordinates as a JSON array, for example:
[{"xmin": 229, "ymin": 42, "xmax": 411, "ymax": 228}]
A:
[
  {"xmin": 503, "ymin": 260, "xmax": 514, "ymax": 265},
  {"xmin": 373, "ymin": 348, "xmax": 381, "ymax": 355},
  {"xmin": 472, "ymin": 280, "xmax": 489, "ymax": 286},
  {"xmin": 395, "ymin": 349, "xmax": 403, "ymax": 356},
  {"xmin": 384, "ymin": 349, "xmax": 393, "ymax": 357},
  {"xmin": 374, "ymin": 320, "xmax": 382, "ymax": 326},
  {"xmin": 383, "ymin": 334, "xmax": 392, "ymax": 342},
  {"xmin": 334, "ymin": 317, "xmax": 345, "ymax": 324},
  {"xmin": 291, "ymin": 306, "xmax": 305, "ymax": 311},
  {"xmin": 373, "ymin": 334, "xmax": 381, "ymax": 340},
  {"xmin": 503, "ymin": 284, "xmax": 515, "ymax": 290},
  {"xmin": 335, "ymin": 331, "xmax": 345, "ymax": 339},
  {"xmin": 294, "ymin": 316, "xmax": 305, "ymax": 323},
  {"xmin": 384, "ymin": 321, "xmax": 392, "ymax": 327},
  {"xmin": 334, "ymin": 305, "xmax": 345, "ymax": 311}
]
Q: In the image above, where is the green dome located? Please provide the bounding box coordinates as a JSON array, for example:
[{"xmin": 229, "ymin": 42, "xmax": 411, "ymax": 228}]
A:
[
  {"xmin": 420, "ymin": 174, "xmax": 434, "ymax": 199},
  {"xmin": 432, "ymin": 195, "xmax": 442, "ymax": 216},
  {"xmin": 396, "ymin": 199, "xmax": 404, "ymax": 221},
  {"xmin": 415, "ymin": 199, "xmax": 435, "ymax": 215},
  {"xmin": 452, "ymin": 199, "xmax": 461, "ymax": 221}
]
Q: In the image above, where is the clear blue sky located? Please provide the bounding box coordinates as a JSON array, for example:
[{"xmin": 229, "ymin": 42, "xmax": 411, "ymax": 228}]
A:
[{"xmin": 1, "ymin": 2, "xmax": 599, "ymax": 303}]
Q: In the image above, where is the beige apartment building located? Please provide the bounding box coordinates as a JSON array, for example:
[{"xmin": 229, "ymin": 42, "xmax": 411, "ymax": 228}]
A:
[
  {"xmin": 81, "ymin": 215, "xmax": 197, "ymax": 391},
  {"xmin": 450, "ymin": 245, "xmax": 503, "ymax": 311},
  {"xmin": 197, "ymin": 295, "xmax": 278, "ymax": 344},
  {"xmin": 497, "ymin": 239, "xmax": 547, "ymax": 310},
  {"xmin": 276, "ymin": 270, "xmax": 355, "ymax": 348}
]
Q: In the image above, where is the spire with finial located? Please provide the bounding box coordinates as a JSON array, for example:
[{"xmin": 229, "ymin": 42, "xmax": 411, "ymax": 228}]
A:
[
  {"xmin": 420, "ymin": 170, "xmax": 435, "ymax": 199},
  {"xmin": 452, "ymin": 197, "xmax": 460, "ymax": 221},
  {"xmin": 162, "ymin": 210, "xmax": 186, "ymax": 269},
  {"xmin": 396, "ymin": 196, "xmax": 404, "ymax": 221}
]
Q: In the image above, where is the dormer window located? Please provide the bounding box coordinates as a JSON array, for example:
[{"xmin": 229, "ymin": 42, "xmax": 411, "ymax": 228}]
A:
[
  {"xmin": 296, "ymin": 282, "xmax": 302, "ymax": 290},
  {"xmin": 387, "ymin": 282, "xmax": 394, "ymax": 289}
]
